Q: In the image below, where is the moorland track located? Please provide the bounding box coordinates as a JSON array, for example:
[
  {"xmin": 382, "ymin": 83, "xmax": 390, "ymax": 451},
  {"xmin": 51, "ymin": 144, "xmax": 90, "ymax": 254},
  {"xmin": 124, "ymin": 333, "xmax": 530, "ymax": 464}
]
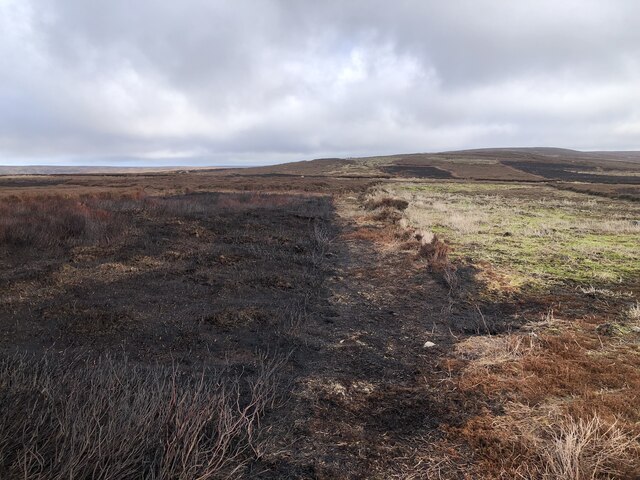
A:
[{"xmin": 267, "ymin": 195, "xmax": 477, "ymax": 478}]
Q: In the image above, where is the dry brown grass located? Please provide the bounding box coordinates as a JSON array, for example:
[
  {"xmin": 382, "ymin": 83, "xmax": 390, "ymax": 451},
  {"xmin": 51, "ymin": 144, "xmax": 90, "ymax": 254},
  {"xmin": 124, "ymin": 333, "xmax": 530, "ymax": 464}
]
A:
[
  {"xmin": 418, "ymin": 234, "xmax": 451, "ymax": 269},
  {"xmin": 455, "ymin": 333, "xmax": 540, "ymax": 366},
  {"xmin": 364, "ymin": 196, "xmax": 409, "ymax": 211},
  {"xmin": 537, "ymin": 415, "xmax": 639, "ymax": 479},
  {"xmin": 368, "ymin": 206, "xmax": 403, "ymax": 223},
  {"xmin": 446, "ymin": 211, "xmax": 488, "ymax": 234},
  {"xmin": 463, "ymin": 404, "xmax": 639, "ymax": 479},
  {"xmin": 342, "ymin": 225, "xmax": 421, "ymax": 255},
  {"xmin": 449, "ymin": 314, "xmax": 640, "ymax": 479}
]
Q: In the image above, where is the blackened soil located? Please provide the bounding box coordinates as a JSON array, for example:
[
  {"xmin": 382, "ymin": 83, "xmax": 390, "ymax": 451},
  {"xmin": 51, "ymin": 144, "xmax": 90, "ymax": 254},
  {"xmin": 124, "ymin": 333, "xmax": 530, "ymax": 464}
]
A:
[
  {"xmin": 380, "ymin": 165, "xmax": 454, "ymax": 179},
  {"xmin": 259, "ymin": 197, "xmax": 482, "ymax": 478},
  {"xmin": 0, "ymin": 192, "xmax": 334, "ymax": 370}
]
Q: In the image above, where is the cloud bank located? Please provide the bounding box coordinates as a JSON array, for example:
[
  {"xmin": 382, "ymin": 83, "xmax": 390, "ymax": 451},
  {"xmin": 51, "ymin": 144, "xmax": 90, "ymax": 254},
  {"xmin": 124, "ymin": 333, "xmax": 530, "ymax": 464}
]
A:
[{"xmin": 1, "ymin": 0, "xmax": 639, "ymax": 165}]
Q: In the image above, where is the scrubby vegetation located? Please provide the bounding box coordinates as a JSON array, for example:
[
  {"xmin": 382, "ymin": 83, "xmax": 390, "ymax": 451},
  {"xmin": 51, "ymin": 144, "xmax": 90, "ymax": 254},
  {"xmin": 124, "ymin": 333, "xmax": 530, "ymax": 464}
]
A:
[{"xmin": 0, "ymin": 352, "xmax": 285, "ymax": 479}]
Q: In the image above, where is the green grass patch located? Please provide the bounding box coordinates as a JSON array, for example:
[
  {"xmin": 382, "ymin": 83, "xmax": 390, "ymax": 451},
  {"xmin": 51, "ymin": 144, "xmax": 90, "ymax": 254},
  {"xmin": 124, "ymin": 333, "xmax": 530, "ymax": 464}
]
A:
[{"xmin": 392, "ymin": 182, "xmax": 640, "ymax": 290}]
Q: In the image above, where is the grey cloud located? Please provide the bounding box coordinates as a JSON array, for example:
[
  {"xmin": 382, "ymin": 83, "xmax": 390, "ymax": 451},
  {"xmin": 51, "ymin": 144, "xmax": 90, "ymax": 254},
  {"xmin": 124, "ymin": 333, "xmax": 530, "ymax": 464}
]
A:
[{"xmin": 1, "ymin": 0, "xmax": 639, "ymax": 166}]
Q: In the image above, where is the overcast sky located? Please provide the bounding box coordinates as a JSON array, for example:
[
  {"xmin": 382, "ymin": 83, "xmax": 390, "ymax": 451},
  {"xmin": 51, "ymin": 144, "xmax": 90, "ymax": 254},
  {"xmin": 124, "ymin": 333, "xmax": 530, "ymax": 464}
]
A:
[{"xmin": 1, "ymin": 0, "xmax": 639, "ymax": 166}]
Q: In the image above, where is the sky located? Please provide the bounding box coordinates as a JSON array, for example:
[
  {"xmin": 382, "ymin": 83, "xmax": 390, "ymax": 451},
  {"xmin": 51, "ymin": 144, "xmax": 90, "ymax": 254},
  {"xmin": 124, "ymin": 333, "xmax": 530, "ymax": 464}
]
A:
[{"xmin": 1, "ymin": 0, "xmax": 639, "ymax": 166}]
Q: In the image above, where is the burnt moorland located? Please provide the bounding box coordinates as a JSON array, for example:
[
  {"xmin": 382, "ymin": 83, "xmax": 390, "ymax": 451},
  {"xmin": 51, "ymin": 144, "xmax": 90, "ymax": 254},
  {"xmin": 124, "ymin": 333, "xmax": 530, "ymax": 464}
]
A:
[{"xmin": 1, "ymin": 149, "xmax": 639, "ymax": 479}]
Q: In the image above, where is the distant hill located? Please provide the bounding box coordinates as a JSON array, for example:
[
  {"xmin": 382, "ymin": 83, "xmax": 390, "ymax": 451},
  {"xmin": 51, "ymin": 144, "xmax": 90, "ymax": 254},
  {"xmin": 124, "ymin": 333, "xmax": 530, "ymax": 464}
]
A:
[
  {"xmin": 232, "ymin": 148, "xmax": 640, "ymax": 184},
  {"xmin": 0, "ymin": 166, "xmax": 223, "ymax": 175},
  {"xmin": 3, "ymin": 149, "xmax": 640, "ymax": 184}
]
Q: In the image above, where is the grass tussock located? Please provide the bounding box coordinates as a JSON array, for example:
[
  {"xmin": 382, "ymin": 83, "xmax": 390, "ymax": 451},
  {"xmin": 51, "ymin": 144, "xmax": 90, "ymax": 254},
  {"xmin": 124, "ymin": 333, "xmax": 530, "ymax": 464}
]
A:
[
  {"xmin": 369, "ymin": 207, "xmax": 403, "ymax": 223},
  {"xmin": 0, "ymin": 352, "xmax": 285, "ymax": 479},
  {"xmin": 364, "ymin": 196, "xmax": 409, "ymax": 211},
  {"xmin": 342, "ymin": 225, "xmax": 416, "ymax": 253},
  {"xmin": 455, "ymin": 333, "xmax": 539, "ymax": 366},
  {"xmin": 537, "ymin": 415, "xmax": 639, "ymax": 480},
  {"xmin": 464, "ymin": 406, "xmax": 640, "ymax": 479},
  {"xmin": 418, "ymin": 234, "xmax": 451, "ymax": 269}
]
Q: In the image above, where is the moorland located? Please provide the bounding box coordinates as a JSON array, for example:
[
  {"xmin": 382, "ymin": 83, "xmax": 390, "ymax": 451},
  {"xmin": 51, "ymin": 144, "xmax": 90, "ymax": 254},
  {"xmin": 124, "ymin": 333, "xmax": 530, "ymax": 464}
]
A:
[{"xmin": 1, "ymin": 148, "xmax": 639, "ymax": 479}]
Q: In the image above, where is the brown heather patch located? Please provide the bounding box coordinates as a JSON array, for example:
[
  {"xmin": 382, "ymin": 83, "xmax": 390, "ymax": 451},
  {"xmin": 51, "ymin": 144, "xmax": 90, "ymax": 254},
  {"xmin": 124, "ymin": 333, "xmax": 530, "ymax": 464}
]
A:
[
  {"xmin": 446, "ymin": 319, "xmax": 640, "ymax": 478},
  {"xmin": 455, "ymin": 329, "xmax": 640, "ymax": 405},
  {"xmin": 458, "ymin": 406, "xmax": 640, "ymax": 479},
  {"xmin": 0, "ymin": 194, "xmax": 125, "ymax": 248},
  {"xmin": 417, "ymin": 234, "xmax": 451, "ymax": 267}
]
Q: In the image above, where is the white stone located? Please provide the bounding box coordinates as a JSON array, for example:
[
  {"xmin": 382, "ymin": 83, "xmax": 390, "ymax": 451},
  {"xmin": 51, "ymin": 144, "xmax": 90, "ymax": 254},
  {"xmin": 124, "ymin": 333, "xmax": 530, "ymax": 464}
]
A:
[{"xmin": 423, "ymin": 341, "xmax": 436, "ymax": 348}]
